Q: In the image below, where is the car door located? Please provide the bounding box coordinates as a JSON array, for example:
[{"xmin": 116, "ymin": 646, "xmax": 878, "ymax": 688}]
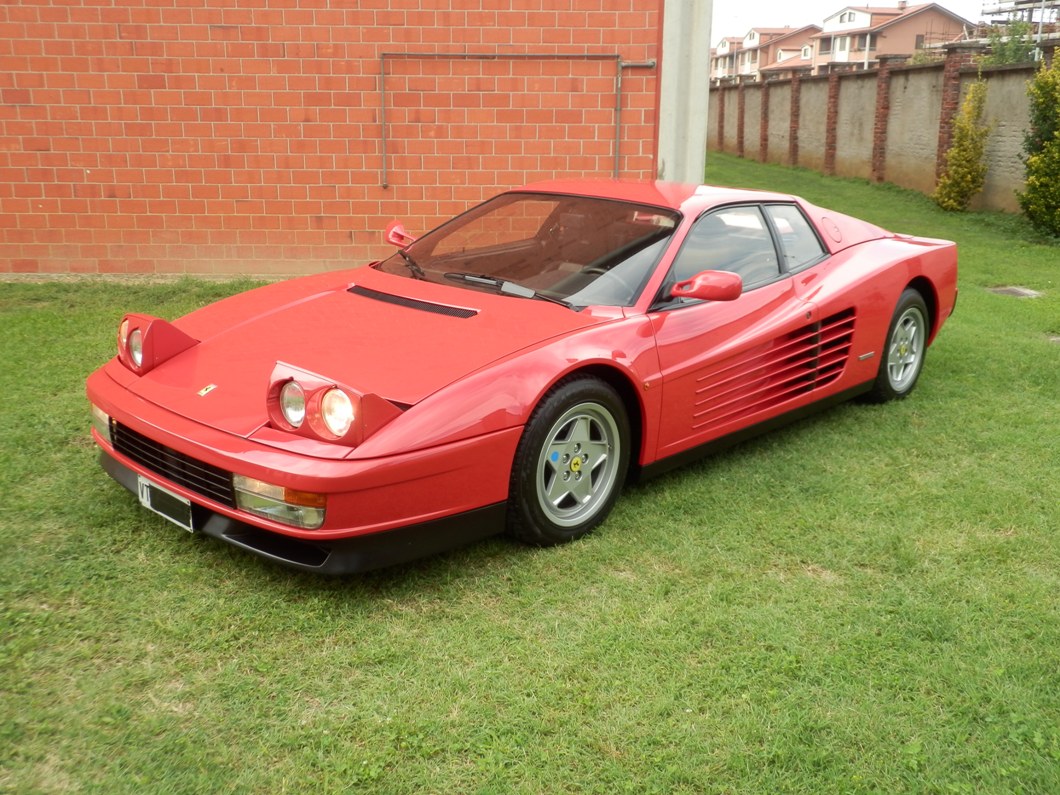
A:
[{"xmin": 648, "ymin": 204, "xmax": 835, "ymax": 461}]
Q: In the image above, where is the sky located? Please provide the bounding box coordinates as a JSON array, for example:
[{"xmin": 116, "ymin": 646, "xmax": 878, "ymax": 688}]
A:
[{"xmin": 711, "ymin": 0, "xmax": 991, "ymax": 43}]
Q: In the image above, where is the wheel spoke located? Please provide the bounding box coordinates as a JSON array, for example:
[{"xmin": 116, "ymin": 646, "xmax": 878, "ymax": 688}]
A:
[
  {"xmin": 568, "ymin": 416, "xmax": 594, "ymax": 445},
  {"xmin": 567, "ymin": 472, "xmax": 594, "ymax": 504},
  {"xmin": 545, "ymin": 472, "xmax": 573, "ymax": 508}
]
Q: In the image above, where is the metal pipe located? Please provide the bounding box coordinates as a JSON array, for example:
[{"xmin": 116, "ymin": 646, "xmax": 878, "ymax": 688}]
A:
[{"xmin": 616, "ymin": 60, "xmax": 657, "ymax": 177}]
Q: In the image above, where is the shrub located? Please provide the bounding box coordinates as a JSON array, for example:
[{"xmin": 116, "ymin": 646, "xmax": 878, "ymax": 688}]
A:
[
  {"xmin": 981, "ymin": 20, "xmax": 1036, "ymax": 66},
  {"xmin": 1018, "ymin": 57, "xmax": 1060, "ymax": 236},
  {"xmin": 1019, "ymin": 138, "xmax": 1060, "ymax": 236},
  {"xmin": 909, "ymin": 49, "xmax": 942, "ymax": 66},
  {"xmin": 933, "ymin": 80, "xmax": 991, "ymax": 212}
]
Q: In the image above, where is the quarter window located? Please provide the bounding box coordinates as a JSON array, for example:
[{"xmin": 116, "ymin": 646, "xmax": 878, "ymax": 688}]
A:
[{"xmin": 765, "ymin": 204, "xmax": 827, "ymax": 272}]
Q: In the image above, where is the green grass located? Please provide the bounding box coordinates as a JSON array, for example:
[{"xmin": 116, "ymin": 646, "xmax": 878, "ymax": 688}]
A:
[{"xmin": 2, "ymin": 155, "xmax": 1058, "ymax": 793}]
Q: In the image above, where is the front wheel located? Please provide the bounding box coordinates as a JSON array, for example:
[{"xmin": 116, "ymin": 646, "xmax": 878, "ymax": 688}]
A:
[
  {"xmin": 507, "ymin": 376, "xmax": 630, "ymax": 546},
  {"xmin": 866, "ymin": 288, "xmax": 930, "ymax": 402}
]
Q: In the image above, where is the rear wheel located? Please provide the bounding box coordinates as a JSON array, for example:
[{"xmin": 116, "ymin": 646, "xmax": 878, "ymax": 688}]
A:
[
  {"xmin": 867, "ymin": 288, "xmax": 929, "ymax": 402},
  {"xmin": 507, "ymin": 376, "xmax": 630, "ymax": 546}
]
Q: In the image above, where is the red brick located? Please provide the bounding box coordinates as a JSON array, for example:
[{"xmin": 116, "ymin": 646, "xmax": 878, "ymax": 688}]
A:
[{"xmin": 1, "ymin": 0, "xmax": 662, "ymax": 273}]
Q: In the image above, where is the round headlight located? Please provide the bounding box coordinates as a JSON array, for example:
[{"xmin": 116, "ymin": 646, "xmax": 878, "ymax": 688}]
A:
[
  {"xmin": 321, "ymin": 388, "xmax": 354, "ymax": 437},
  {"xmin": 279, "ymin": 380, "xmax": 306, "ymax": 428},
  {"xmin": 128, "ymin": 327, "xmax": 143, "ymax": 368}
]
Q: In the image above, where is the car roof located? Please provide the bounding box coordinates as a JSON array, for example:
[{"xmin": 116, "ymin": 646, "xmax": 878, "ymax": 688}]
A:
[{"xmin": 513, "ymin": 178, "xmax": 799, "ymax": 215}]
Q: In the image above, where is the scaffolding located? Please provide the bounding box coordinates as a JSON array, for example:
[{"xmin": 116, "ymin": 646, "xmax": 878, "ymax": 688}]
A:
[
  {"xmin": 982, "ymin": 0, "xmax": 1059, "ymax": 22},
  {"xmin": 981, "ymin": 0, "xmax": 1058, "ymax": 47}
]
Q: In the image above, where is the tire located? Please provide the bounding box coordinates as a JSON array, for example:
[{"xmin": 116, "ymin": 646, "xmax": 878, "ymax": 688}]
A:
[
  {"xmin": 866, "ymin": 288, "xmax": 930, "ymax": 402},
  {"xmin": 507, "ymin": 376, "xmax": 631, "ymax": 546}
]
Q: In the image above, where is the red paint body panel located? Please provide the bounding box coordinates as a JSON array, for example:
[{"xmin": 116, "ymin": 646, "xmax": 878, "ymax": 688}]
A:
[{"xmin": 85, "ymin": 180, "xmax": 958, "ymax": 571}]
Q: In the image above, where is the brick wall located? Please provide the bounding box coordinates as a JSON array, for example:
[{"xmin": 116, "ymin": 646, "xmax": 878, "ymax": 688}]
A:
[{"xmin": 0, "ymin": 0, "xmax": 662, "ymax": 275}]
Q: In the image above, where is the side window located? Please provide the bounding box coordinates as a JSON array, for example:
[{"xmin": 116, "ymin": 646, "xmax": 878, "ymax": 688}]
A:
[
  {"xmin": 765, "ymin": 204, "xmax": 827, "ymax": 272},
  {"xmin": 669, "ymin": 206, "xmax": 780, "ymax": 292}
]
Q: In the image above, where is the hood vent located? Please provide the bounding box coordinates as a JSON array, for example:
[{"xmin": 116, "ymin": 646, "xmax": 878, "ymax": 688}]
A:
[{"xmin": 348, "ymin": 285, "xmax": 477, "ymax": 319}]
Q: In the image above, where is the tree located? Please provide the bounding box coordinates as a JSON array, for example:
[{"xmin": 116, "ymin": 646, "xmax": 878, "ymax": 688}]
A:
[{"xmin": 933, "ymin": 80, "xmax": 991, "ymax": 212}]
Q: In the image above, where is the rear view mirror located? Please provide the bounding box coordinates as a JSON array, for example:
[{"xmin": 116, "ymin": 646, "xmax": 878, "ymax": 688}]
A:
[
  {"xmin": 671, "ymin": 270, "xmax": 743, "ymax": 302},
  {"xmin": 385, "ymin": 220, "xmax": 416, "ymax": 247}
]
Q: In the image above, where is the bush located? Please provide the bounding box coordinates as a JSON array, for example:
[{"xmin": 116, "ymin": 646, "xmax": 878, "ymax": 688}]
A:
[
  {"xmin": 933, "ymin": 80, "xmax": 991, "ymax": 212},
  {"xmin": 1018, "ymin": 58, "xmax": 1060, "ymax": 236},
  {"xmin": 981, "ymin": 20, "xmax": 1036, "ymax": 66},
  {"xmin": 1019, "ymin": 138, "xmax": 1060, "ymax": 236}
]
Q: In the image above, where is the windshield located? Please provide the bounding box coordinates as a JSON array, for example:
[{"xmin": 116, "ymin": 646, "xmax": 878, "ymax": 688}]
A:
[{"xmin": 373, "ymin": 192, "xmax": 681, "ymax": 307}]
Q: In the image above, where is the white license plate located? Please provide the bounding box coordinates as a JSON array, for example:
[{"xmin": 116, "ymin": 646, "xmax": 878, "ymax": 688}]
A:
[{"xmin": 137, "ymin": 474, "xmax": 195, "ymax": 533}]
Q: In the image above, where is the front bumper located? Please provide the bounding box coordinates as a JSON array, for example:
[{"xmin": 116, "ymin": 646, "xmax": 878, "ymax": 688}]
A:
[
  {"xmin": 101, "ymin": 451, "xmax": 505, "ymax": 574},
  {"xmin": 87, "ymin": 363, "xmax": 522, "ymax": 572}
]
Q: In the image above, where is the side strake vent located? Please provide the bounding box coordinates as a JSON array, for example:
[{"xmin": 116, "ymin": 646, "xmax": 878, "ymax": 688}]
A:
[
  {"xmin": 693, "ymin": 309, "xmax": 856, "ymax": 429},
  {"xmin": 348, "ymin": 285, "xmax": 477, "ymax": 319}
]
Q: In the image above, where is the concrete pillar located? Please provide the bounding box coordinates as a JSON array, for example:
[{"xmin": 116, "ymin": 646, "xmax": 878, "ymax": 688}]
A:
[{"xmin": 656, "ymin": 0, "xmax": 713, "ymax": 183}]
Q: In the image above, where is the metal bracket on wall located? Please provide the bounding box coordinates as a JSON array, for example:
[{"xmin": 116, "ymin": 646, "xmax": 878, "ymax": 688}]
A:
[{"xmin": 379, "ymin": 52, "xmax": 656, "ymax": 188}]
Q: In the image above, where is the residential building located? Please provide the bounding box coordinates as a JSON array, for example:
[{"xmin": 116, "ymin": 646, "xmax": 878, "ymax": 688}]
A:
[
  {"xmin": 757, "ymin": 25, "xmax": 824, "ymax": 80},
  {"xmin": 712, "ymin": 27, "xmax": 823, "ymax": 82},
  {"xmin": 811, "ymin": 3, "xmax": 972, "ymax": 74},
  {"xmin": 711, "ymin": 37, "xmax": 744, "ymax": 82}
]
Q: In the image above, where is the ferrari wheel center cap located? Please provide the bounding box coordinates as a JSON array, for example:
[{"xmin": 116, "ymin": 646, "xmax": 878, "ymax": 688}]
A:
[{"xmin": 570, "ymin": 457, "xmax": 582, "ymax": 473}]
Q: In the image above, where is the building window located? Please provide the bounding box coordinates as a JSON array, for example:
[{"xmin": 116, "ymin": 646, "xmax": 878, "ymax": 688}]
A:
[{"xmin": 802, "ymin": 45, "xmax": 812, "ymax": 59}]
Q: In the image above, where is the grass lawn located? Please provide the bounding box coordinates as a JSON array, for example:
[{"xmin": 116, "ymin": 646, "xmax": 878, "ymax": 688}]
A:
[{"xmin": 2, "ymin": 154, "xmax": 1058, "ymax": 793}]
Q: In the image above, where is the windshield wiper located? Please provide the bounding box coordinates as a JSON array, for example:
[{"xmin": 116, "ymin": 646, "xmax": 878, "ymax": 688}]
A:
[
  {"xmin": 398, "ymin": 249, "xmax": 426, "ymax": 280},
  {"xmin": 443, "ymin": 272, "xmax": 571, "ymax": 308}
]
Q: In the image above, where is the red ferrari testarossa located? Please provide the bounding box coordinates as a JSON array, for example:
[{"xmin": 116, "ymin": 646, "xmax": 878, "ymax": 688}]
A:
[{"xmin": 86, "ymin": 180, "xmax": 958, "ymax": 573}]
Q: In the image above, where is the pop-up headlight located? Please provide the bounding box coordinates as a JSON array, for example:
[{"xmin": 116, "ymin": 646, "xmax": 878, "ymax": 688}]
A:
[
  {"xmin": 116, "ymin": 314, "xmax": 199, "ymax": 375},
  {"xmin": 266, "ymin": 363, "xmax": 402, "ymax": 447}
]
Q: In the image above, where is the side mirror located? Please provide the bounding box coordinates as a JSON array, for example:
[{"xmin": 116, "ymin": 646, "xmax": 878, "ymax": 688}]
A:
[
  {"xmin": 670, "ymin": 270, "xmax": 743, "ymax": 302},
  {"xmin": 385, "ymin": 220, "xmax": 416, "ymax": 247}
]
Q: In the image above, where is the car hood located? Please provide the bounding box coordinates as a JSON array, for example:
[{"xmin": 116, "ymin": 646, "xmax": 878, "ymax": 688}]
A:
[{"xmin": 125, "ymin": 267, "xmax": 608, "ymax": 437}]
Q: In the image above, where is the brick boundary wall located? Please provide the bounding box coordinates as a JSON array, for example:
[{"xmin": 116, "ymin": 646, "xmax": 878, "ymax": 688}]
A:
[
  {"xmin": 788, "ymin": 70, "xmax": 802, "ymax": 167},
  {"xmin": 0, "ymin": 1, "xmax": 662, "ymax": 276},
  {"xmin": 715, "ymin": 80, "xmax": 726, "ymax": 153},
  {"xmin": 736, "ymin": 82, "xmax": 745, "ymax": 158},
  {"xmin": 758, "ymin": 79, "xmax": 768, "ymax": 162},
  {"xmin": 824, "ymin": 71, "xmax": 840, "ymax": 175},
  {"xmin": 708, "ymin": 41, "xmax": 1057, "ymax": 212},
  {"xmin": 935, "ymin": 43, "xmax": 985, "ymax": 180},
  {"xmin": 871, "ymin": 55, "xmax": 904, "ymax": 183}
]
